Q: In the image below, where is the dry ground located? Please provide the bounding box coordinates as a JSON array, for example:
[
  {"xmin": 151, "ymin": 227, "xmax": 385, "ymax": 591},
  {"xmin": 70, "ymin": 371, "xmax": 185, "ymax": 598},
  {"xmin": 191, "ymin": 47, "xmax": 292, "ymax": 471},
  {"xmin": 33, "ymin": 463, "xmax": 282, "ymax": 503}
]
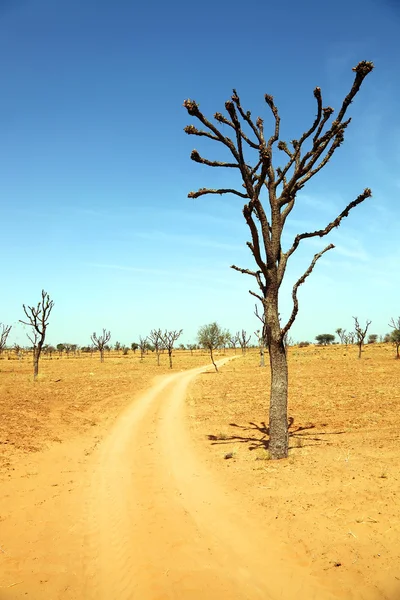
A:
[
  {"xmin": 0, "ymin": 350, "xmax": 209, "ymax": 474},
  {"xmin": 0, "ymin": 345, "xmax": 399, "ymax": 599},
  {"xmin": 187, "ymin": 344, "xmax": 400, "ymax": 599}
]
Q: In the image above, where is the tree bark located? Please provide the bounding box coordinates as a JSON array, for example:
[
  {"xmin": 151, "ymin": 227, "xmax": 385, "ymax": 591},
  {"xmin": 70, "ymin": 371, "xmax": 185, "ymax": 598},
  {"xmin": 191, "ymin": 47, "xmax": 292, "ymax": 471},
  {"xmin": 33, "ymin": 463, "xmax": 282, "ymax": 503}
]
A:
[
  {"xmin": 210, "ymin": 348, "xmax": 218, "ymax": 372},
  {"xmin": 33, "ymin": 349, "xmax": 39, "ymax": 380},
  {"xmin": 168, "ymin": 350, "xmax": 172, "ymax": 369},
  {"xmin": 265, "ymin": 298, "xmax": 289, "ymax": 459}
]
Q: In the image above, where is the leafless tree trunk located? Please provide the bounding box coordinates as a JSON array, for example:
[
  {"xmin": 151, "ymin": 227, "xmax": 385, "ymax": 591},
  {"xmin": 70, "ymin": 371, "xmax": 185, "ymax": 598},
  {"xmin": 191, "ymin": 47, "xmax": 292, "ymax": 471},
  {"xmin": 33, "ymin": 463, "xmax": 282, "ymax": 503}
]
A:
[
  {"xmin": 353, "ymin": 317, "xmax": 371, "ymax": 359},
  {"xmin": 148, "ymin": 329, "xmax": 164, "ymax": 365},
  {"xmin": 19, "ymin": 290, "xmax": 54, "ymax": 380},
  {"xmin": 139, "ymin": 336, "xmax": 148, "ymax": 362},
  {"xmin": 335, "ymin": 328, "xmax": 347, "ymax": 344},
  {"xmin": 160, "ymin": 330, "xmax": 183, "ymax": 369},
  {"xmin": 389, "ymin": 317, "xmax": 400, "ymax": 359},
  {"xmin": 13, "ymin": 344, "xmax": 22, "ymax": 361},
  {"xmin": 238, "ymin": 330, "xmax": 251, "ymax": 355},
  {"xmin": 184, "ymin": 61, "xmax": 373, "ymax": 459},
  {"xmin": 0, "ymin": 323, "xmax": 12, "ymax": 354},
  {"xmin": 229, "ymin": 334, "xmax": 240, "ymax": 354},
  {"xmin": 91, "ymin": 329, "xmax": 111, "ymax": 362}
]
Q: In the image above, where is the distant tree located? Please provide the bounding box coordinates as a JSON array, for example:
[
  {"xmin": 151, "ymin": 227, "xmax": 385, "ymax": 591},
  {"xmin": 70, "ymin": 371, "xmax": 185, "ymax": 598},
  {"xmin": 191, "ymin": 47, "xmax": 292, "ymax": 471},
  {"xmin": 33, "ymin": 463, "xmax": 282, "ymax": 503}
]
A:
[
  {"xmin": 228, "ymin": 333, "xmax": 240, "ymax": 354},
  {"xmin": 114, "ymin": 341, "xmax": 121, "ymax": 355},
  {"xmin": 56, "ymin": 343, "xmax": 65, "ymax": 356},
  {"xmin": 63, "ymin": 343, "xmax": 72, "ymax": 357},
  {"xmin": 160, "ymin": 329, "xmax": 183, "ymax": 369},
  {"xmin": 13, "ymin": 343, "xmax": 22, "ymax": 360},
  {"xmin": 221, "ymin": 329, "xmax": 231, "ymax": 354},
  {"xmin": 91, "ymin": 329, "xmax": 111, "ymax": 362},
  {"xmin": 343, "ymin": 332, "xmax": 356, "ymax": 347},
  {"xmin": 148, "ymin": 329, "xmax": 164, "ymax": 366},
  {"xmin": 197, "ymin": 322, "xmax": 226, "ymax": 372},
  {"xmin": 298, "ymin": 341, "xmax": 310, "ymax": 348},
  {"xmin": 389, "ymin": 317, "xmax": 400, "ymax": 359},
  {"xmin": 315, "ymin": 333, "xmax": 335, "ymax": 345},
  {"xmin": 0, "ymin": 323, "xmax": 12, "ymax": 354},
  {"xmin": 131, "ymin": 342, "xmax": 139, "ymax": 353},
  {"xmin": 122, "ymin": 346, "xmax": 129, "ymax": 356},
  {"xmin": 335, "ymin": 328, "xmax": 347, "ymax": 344},
  {"xmin": 353, "ymin": 316, "xmax": 371, "ymax": 359},
  {"xmin": 238, "ymin": 330, "xmax": 251, "ymax": 354},
  {"xmin": 43, "ymin": 344, "xmax": 56, "ymax": 359},
  {"xmin": 138, "ymin": 336, "xmax": 148, "ymax": 361},
  {"xmin": 254, "ymin": 330, "xmax": 266, "ymax": 367},
  {"xmin": 367, "ymin": 334, "xmax": 378, "ymax": 344},
  {"xmin": 19, "ymin": 289, "xmax": 54, "ymax": 380}
]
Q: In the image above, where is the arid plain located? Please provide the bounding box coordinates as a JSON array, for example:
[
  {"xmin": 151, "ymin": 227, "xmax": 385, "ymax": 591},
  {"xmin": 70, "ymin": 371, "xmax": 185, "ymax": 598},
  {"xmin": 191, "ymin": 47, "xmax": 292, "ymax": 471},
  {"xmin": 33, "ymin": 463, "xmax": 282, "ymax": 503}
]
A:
[{"xmin": 0, "ymin": 345, "xmax": 399, "ymax": 599}]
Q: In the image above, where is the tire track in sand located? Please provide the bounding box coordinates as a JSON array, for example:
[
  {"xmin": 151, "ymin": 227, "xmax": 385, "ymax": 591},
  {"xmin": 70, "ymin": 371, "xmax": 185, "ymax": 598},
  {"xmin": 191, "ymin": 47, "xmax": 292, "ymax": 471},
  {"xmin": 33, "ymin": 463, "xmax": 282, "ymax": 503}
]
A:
[{"xmin": 83, "ymin": 361, "xmax": 338, "ymax": 600}]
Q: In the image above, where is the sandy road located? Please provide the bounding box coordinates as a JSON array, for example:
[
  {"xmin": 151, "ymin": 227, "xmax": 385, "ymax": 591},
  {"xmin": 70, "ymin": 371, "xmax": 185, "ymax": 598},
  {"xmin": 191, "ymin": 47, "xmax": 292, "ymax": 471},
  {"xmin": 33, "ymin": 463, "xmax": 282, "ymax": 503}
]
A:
[{"xmin": 82, "ymin": 362, "xmax": 338, "ymax": 600}]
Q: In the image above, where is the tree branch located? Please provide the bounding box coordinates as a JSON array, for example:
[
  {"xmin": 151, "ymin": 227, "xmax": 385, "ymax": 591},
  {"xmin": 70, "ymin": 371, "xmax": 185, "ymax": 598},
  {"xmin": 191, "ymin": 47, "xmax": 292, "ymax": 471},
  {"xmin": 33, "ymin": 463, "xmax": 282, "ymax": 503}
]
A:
[
  {"xmin": 183, "ymin": 99, "xmax": 240, "ymax": 161},
  {"xmin": 286, "ymin": 188, "xmax": 371, "ymax": 259},
  {"xmin": 188, "ymin": 187, "xmax": 249, "ymax": 199},
  {"xmin": 214, "ymin": 108, "xmax": 259, "ymax": 149},
  {"xmin": 231, "ymin": 90, "xmax": 263, "ymax": 145},
  {"xmin": 281, "ymin": 244, "xmax": 334, "ymax": 338},
  {"xmin": 184, "ymin": 125, "xmax": 220, "ymax": 142},
  {"xmin": 230, "ymin": 264, "xmax": 259, "ymax": 277},
  {"xmin": 190, "ymin": 149, "xmax": 240, "ymax": 168}
]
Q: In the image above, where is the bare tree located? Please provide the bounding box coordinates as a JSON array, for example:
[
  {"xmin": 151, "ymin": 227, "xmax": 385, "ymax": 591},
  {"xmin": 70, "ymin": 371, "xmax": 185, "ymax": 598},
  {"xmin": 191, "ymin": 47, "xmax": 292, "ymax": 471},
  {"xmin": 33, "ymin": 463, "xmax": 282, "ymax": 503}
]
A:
[
  {"xmin": 197, "ymin": 322, "xmax": 225, "ymax": 372},
  {"xmin": 19, "ymin": 290, "xmax": 54, "ymax": 379},
  {"xmin": 238, "ymin": 330, "xmax": 251, "ymax": 355},
  {"xmin": 335, "ymin": 328, "xmax": 347, "ymax": 344},
  {"xmin": 0, "ymin": 323, "xmax": 12, "ymax": 354},
  {"xmin": 160, "ymin": 329, "xmax": 183, "ymax": 369},
  {"xmin": 228, "ymin": 333, "xmax": 240, "ymax": 354},
  {"xmin": 389, "ymin": 317, "xmax": 400, "ymax": 360},
  {"xmin": 254, "ymin": 330, "xmax": 266, "ymax": 367},
  {"xmin": 13, "ymin": 343, "xmax": 22, "ymax": 361},
  {"xmin": 138, "ymin": 335, "xmax": 148, "ymax": 361},
  {"xmin": 353, "ymin": 317, "xmax": 371, "ymax": 359},
  {"xmin": 184, "ymin": 61, "xmax": 373, "ymax": 459},
  {"xmin": 344, "ymin": 331, "xmax": 356, "ymax": 346},
  {"xmin": 148, "ymin": 329, "xmax": 164, "ymax": 365},
  {"xmin": 91, "ymin": 329, "xmax": 111, "ymax": 362}
]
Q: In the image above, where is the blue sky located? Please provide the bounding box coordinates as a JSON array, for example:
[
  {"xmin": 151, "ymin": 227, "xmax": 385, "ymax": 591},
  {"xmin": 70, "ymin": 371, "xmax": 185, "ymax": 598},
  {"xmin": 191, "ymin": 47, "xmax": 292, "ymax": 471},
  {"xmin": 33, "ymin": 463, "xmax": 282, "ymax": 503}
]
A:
[{"xmin": 1, "ymin": 0, "xmax": 399, "ymax": 347}]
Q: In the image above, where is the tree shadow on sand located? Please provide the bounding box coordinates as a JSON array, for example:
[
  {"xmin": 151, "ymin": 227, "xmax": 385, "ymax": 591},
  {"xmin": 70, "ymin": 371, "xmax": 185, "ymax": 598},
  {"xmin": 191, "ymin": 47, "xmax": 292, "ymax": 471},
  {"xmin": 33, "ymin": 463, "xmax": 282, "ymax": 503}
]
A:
[{"xmin": 208, "ymin": 417, "xmax": 347, "ymax": 451}]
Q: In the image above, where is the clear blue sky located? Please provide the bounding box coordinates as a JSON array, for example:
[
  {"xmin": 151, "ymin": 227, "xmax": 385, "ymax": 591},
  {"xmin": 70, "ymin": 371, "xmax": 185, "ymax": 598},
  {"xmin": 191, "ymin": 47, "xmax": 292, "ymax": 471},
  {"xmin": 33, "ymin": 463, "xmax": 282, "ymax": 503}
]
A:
[{"xmin": 1, "ymin": 0, "xmax": 399, "ymax": 347}]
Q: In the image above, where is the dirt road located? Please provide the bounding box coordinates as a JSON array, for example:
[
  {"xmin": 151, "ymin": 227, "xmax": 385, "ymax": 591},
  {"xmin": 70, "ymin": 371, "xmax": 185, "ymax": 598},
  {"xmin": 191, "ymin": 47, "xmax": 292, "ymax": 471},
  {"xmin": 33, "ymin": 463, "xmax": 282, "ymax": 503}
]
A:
[{"xmin": 1, "ymin": 362, "xmax": 339, "ymax": 599}]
